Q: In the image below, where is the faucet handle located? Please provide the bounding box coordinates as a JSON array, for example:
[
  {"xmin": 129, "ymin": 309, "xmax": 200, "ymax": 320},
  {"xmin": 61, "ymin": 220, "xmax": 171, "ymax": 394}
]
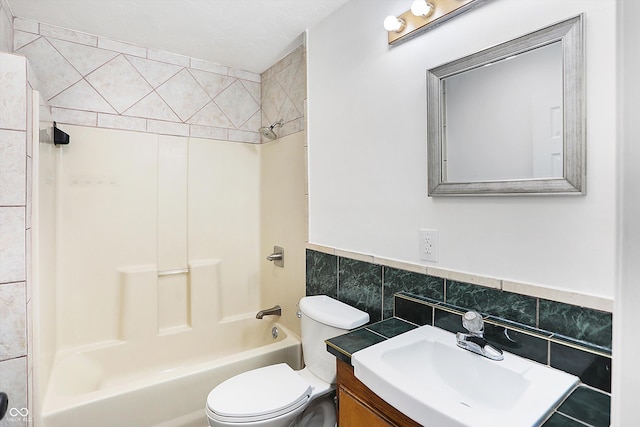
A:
[{"xmin": 462, "ymin": 311, "xmax": 484, "ymax": 334}]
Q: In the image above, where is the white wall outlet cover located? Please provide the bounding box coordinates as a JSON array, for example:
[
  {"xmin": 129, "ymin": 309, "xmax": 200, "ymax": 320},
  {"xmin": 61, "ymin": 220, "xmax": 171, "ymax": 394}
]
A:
[{"xmin": 419, "ymin": 229, "xmax": 438, "ymax": 262}]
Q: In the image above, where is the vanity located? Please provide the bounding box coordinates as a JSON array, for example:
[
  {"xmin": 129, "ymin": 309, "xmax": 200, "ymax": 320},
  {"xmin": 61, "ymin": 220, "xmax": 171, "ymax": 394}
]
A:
[
  {"xmin": 336, "ymin": 358, "xmax": 419, "ymax": 426},
  {"xmin": 327, "ymin": 317, "xmax": 611, "ymax": 427}
]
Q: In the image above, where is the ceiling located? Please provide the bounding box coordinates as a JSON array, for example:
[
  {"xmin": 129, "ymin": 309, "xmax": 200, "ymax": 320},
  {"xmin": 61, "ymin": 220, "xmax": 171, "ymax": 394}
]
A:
[{"xmin": 7, "ymin": 0, "xmax": 351, "ymax": 74}]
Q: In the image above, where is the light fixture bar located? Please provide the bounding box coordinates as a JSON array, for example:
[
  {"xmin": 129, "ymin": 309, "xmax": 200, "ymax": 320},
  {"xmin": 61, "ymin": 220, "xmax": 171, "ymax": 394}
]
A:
[{"xmin": 387, "ymin": 0, "xmax": 485, "ymax": 45}]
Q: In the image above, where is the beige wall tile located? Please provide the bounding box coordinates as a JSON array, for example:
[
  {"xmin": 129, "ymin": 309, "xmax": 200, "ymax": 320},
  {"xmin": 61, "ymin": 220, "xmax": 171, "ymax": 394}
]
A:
[
  {"xmin": 156, "ymin": 69, "xmax": 210, "ymax": 121},
  {"xmin": 13, "ymin": 18, "xmax": 38, "ymax": 34},
  {"xmin": 189, "ymin": 58, "xmax": 228, "ymax": 75},
  {"xmin": 146, "ymin": 119, "xmax": 189, "ymax": 137},
  {"xmin": 16, "ymin": 37, "xmax": 82, "ymax": 101},
  {"xmin": 228, "ymin": 68, "xmax": 260, "ymax": 83},
  {"xmin": 0, "ymin": 54, "xmax": 26, "ymax": 130},
  {"xmin": 49, "ymin": 80, "xmax": 117, "ymax": 114},
  {"xmin": 0, "ymin": 282, "xmax": 26, "ymax": 359},
  {"xmin": 0, "ymin": 207, "xmax": 25, "ymax": 283},
  {"xmin": 228, "ymin": 129, "xmax": 260, "ymax": 144},
  {"xmin": 49, "ymin": 38, "xmax": 118, "ymax": 76},
  {"xmin": 86, "ymin": 56, "xmax": 153, "ymax": 113},
  {"xmin": 0, "ymin": 357, "xmax": 27, "ymax": 426},
  {"xmin": 148, "ymin": 48, "xmax": 190, "ymax": 67},
  {"xmin": 13, "ymin": 31, "xmax": 39, "ymax": 51},
  {"xmin": 0, "ymin": 130, "xmax": 26, "ymax": 206},
  {"xmin": 215, "ymin": 80, "xmax": 260, "ymax": 127},
  {"xmin": 189, "ymin": 124, "xmax": 227, "ymax": 140},
  {"xmin": 125, "ymin": 55, "xmax": 182, "ymax": 88},
  {"xmin": 97, "ymin": 113, "xmax": 146, "ymax": 132},
  {"xmin": 0, "ymin": 2, "xmax": 12, "ymax": 53},
  {"xmin": 39, "ymin": 23, "xmax": 97, "ymax": 46},
  {"xmin": 97, "ymin": 37, "xmax": 146, "ymax": 57},
  {"xmin": 124, "ymin": 92, "xmax": 181, "ymax": 122},
  {"xmin": 50, "ymin": 107, "xmax": 97, "ymax": 127}
]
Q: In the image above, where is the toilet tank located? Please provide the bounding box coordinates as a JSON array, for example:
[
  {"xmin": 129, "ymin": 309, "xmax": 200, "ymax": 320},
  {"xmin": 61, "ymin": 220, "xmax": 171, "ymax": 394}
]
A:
[{"xmin": 299, "ymin": 295, "xmax": 369, "ymax": 384}]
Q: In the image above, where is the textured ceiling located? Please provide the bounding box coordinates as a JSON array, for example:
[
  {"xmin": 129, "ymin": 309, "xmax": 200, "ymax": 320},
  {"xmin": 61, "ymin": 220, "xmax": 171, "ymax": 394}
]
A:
[{"xmin": 7, "ymin": 0, "xmax": 350, "ymax": 73}]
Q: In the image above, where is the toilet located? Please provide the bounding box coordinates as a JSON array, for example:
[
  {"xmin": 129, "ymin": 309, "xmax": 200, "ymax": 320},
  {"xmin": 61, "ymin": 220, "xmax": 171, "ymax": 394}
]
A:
[{"xmin": 205, "ymin": 295, "xmax": 369, "ymax": 427}]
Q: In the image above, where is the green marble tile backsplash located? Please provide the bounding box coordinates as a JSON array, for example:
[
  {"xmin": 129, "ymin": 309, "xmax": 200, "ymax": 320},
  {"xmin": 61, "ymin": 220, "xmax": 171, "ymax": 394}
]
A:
[{"xmin": 306, "ymin": 248, "xmax": 613, "ymax": 392}]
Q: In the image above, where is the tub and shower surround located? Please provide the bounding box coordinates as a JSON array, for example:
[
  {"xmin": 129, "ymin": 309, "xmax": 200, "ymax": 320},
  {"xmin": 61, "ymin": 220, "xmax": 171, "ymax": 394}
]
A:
[
  {"xmin": 53, "ymin": 125, "xmax": 263, "ymax": 349},
  {"xmin": 36, "ymin": 124, "xmax": 304, "ymax": 427},
  {"xmin": 42, "ymin": 318, "xmax": 301, "ymax": 427}
]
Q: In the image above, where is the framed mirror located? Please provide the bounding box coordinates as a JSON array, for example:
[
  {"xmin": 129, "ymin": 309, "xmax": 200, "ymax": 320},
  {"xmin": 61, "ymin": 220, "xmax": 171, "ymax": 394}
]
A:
[{"xmin": 427, "ymin": 15, "xmax": 585, "ymax": 196}]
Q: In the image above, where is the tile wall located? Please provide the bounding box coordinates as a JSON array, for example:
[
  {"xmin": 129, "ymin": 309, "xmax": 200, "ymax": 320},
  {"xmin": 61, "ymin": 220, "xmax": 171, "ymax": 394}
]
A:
[
  {"xmin": 0, "ymin": 50, "xmax": 31, "ymax": 427},
  {"xmin": 307, "ymin": 249, "xmax": 613, "ymax": 393},
  {"xmin": 12, "ymin": 18, "xmax": 306, "ymax": 144},
  {"xmin": 0, "ymin": 0, "xmax": 11, "ymax": 51},
  {"xmin": 13, "ymin": 17, "xmax": 261, "ymax": 143},
  {"xmin": 261, "ymin": 45, "xmax": 306, "ymax": 139}
]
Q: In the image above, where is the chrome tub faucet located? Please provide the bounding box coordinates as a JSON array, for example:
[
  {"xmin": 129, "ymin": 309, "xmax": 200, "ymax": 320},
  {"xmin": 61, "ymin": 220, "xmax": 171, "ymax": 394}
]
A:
[
  {"xmin": 456, "ymin": 311, "xmax": 504, "ymax": 361},
  {"xmin": 256, "ymin": 305, "xmax": 282, "ymax": 319}
]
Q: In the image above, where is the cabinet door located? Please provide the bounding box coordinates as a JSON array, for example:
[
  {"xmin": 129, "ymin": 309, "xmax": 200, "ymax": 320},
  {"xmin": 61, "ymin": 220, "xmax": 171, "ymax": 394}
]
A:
[{"xmin": 338, "ymin": 387, "xmax": 393, "ymax": 426}]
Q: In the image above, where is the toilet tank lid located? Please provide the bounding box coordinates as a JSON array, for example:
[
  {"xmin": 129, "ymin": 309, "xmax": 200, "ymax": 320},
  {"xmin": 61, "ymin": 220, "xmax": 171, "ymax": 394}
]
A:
[{"xmin": 299, "ymin": 296, "xmax": 369, "ymax": 329}]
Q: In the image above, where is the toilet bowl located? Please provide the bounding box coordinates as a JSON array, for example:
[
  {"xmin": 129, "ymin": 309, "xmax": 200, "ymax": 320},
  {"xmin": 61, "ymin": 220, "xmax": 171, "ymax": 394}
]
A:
[
  {"xmin": 206, "ymin": 364, "xmax": 333, "ymax": 427},
  {"xmin": 205, "ymin": 296, "xmax": 369, "ymax": 427}
]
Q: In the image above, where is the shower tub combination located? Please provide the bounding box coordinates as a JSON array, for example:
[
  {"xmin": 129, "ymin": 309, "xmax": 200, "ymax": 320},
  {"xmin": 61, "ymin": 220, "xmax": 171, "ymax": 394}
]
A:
[
  {"xmin": 41, "ymin": 317, "xmax": 301, "ymax": 427},
  {"xmin": 34, "ymin": 127, "xmax": 306, "ymax": 427}
]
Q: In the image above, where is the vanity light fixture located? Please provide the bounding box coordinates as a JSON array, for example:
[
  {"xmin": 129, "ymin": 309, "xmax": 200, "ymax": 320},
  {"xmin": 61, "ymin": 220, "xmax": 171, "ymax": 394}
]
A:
[
  {"xmin": 384, "ymin": 0, "xmax": 485, "ymax": 45},
  {"xmin": 410, "ymin": 0, "xmax": 434, "ymax": 17},
  {"xmin": 383, "ymin": 15, "xmax": 406, "ymax": 33}
]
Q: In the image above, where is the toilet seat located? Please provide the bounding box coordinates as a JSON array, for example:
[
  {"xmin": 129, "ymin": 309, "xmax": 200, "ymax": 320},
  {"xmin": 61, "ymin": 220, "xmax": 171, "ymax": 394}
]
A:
[{"xmin": 206, "ymin": 363, "xmax": 312, "ymax": 423}]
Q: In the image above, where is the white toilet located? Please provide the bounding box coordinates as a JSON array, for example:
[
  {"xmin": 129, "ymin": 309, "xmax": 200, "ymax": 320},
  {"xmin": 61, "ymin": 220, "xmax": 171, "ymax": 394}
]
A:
[{"xmin": 205, "ymin": 295, "xmax": 369, "ymax": 427}]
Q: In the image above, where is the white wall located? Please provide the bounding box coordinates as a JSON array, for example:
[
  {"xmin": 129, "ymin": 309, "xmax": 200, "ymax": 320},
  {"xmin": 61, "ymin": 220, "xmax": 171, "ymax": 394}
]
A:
[
  {"xmin": 614, "ymin": 0, "xmax": 640, "ymax": 423},
  {"xmin": 307, "ymin": 0, "xmax": 616, "ymax": 298}
]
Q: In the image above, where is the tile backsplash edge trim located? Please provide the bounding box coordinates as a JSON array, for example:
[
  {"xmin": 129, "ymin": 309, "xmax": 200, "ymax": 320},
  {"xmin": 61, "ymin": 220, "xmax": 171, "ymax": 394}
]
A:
[{"xmin": 306, "ymin": 243, "xmax": 613, "ymax": 313}]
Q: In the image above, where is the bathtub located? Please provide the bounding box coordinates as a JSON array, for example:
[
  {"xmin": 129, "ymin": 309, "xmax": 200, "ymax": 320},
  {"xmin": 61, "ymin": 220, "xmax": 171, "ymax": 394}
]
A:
[{"xmin": 41, "ymin": 317, "xmax": 302, "ymax": 427}]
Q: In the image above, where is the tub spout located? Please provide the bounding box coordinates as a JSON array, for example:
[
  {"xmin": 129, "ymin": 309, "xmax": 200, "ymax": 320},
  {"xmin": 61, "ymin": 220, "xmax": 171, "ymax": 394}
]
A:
[{"xmin": 256, "ymin": 305, "xmax": 281, "ymax": 319}]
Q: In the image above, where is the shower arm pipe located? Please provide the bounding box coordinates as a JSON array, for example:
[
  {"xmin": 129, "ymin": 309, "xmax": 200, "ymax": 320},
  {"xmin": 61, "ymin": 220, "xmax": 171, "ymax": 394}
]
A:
[{"xmin": 266, "ymin": 120, "xmax": 284, "ymax": 131}]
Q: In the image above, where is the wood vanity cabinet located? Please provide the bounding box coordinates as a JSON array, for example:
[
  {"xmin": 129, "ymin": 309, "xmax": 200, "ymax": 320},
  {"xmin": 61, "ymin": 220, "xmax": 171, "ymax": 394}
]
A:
[{"xmin": 336, "ymin": 358, "xmax": 422, "ymax": 427}]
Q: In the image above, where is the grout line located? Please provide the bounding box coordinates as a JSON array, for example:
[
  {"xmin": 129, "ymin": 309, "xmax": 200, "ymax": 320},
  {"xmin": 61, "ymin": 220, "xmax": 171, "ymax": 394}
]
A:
[
  {"xmin": 551, "ymin": 411, "xmax": 594, "ymax": 427},
  {"xmin": 393, "ymin": 293, "xmax": 611, "ymax": 358}
]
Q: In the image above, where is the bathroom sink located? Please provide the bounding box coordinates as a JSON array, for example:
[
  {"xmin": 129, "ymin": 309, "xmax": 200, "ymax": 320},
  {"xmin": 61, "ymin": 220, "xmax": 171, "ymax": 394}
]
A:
[{"xmin": 351, "ymin": 324, "xmax": 578, "ymax": 427}]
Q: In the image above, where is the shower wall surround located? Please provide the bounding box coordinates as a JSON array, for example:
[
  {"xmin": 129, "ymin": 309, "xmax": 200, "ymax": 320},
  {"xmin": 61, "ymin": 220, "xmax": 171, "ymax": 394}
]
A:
[
  {"xmin": 307, "ymin": 248, "xmax": 613, "ymax": 392},
  {"xmin": 261, "ymin": 45, "xmax": 306, "ymax": 140},
  {"xmin": 12, "ymin": 18, "xmax": 306, "ymax": 145},
  {"xmin": 0, "ymin": 0, "xmax": 11, "ymax": 51},
  {"xmin": 0, "ymin": 50, "xmax": 34, "ymax": 427},
  {"xmin": 13, "ymin": 18, "xmax": 264, "ymax": 142}
]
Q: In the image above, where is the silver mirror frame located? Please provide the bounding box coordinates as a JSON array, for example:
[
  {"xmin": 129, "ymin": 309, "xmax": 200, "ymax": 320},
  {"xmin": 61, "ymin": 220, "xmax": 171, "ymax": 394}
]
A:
[{"xmin": 427, "ymin": 15, "xmax": 585, "ymax": 196}]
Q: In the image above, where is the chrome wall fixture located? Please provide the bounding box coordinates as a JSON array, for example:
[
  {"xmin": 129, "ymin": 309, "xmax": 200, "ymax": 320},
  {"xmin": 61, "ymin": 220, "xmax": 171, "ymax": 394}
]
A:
[
  {"xmin": 266, "ymin": 246, "xmax": 284, "ymax": 268},
  {"xmin": 384, "ymin": 0, "xmax": 485, "ymax": 45}
]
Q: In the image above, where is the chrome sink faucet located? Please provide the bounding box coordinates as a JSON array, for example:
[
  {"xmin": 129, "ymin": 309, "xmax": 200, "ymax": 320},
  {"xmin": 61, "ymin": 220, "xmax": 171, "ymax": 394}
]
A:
[{"xmin": 456, "ymin": 311, "xmax": 504, "ymax": 361}]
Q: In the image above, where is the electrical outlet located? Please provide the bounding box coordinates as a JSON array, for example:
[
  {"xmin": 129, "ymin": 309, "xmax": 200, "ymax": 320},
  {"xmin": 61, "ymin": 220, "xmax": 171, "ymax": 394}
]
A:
[{"xmin": 419, "ymin": 229, "xmax": 438, "ymax": 262}]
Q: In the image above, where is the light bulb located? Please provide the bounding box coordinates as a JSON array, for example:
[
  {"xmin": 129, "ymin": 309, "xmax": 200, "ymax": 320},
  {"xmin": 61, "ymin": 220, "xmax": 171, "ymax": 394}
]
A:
[
  {"xmin": 384, "ymin": 15, "xmax": 405, "ymax": 32},
  {"xmin": 411, "ymin": 0, "xmax": 434, "ymax": 17}
]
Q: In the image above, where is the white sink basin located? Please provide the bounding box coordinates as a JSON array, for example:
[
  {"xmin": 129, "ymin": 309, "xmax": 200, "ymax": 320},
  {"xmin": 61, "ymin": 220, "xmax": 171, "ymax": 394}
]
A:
[{"xmin": 351, "ymin": 324, "xmax": 578, "ymax": 427}]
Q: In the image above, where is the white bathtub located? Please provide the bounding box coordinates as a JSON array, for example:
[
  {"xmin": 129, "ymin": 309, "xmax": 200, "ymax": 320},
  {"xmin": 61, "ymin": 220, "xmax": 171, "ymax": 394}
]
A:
[{"xmin": 41, "ymin": 317, "xmax": 302, "ymax": 427}]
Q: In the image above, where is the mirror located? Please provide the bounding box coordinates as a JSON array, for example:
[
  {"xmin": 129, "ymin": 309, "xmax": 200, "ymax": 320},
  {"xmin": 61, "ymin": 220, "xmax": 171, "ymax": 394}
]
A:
[{"xmin": 427, "ymin": 15, "xmax": 584, "ymax": 196}]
